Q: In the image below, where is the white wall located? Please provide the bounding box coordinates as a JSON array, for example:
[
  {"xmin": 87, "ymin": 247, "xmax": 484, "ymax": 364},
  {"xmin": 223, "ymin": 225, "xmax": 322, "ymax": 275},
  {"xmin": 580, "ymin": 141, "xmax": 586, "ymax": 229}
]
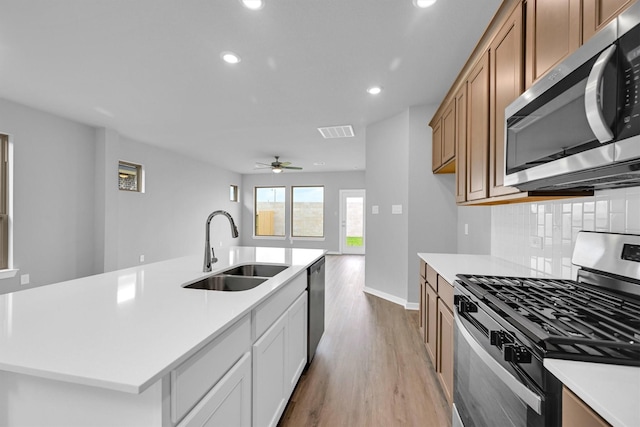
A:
[
  {"xmin": 0, "ymin": 98, "xmax": 241, "ymax": 293},
  {"xmin": 240, "ymin": 171, "xmax": 365, "ymax": 252},
  {"xmin": 0, "ymin": 98, "xmax": 97, "ymax": 292},
  {"xmin": 366, "ymin": 105, "xmax": 458, "ymax": 306}
]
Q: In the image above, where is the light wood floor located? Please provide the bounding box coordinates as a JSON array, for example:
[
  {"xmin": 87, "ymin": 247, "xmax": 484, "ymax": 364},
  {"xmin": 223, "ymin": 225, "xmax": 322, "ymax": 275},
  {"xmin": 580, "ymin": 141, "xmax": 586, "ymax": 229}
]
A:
[{"xmin": 279, "ymin": 255, "xmax": 452, "ymax": 427}]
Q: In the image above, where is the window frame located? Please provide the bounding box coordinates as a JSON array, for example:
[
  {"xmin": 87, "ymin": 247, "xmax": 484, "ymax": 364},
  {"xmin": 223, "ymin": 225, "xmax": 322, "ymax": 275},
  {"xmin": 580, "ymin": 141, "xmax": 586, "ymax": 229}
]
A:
[
  {"xmin": 118, "ymin": 160, "xmax": 144, "ymax": 193},
  {"xmin": 254, "ymin": 186, "xmax": 286, "ymax": 238},
  {"xmin": 0, "ymin": 135, "xmax": 8, "ymax": 269},
  {"xmin": 291, "ymin": 185, "xmax": 325, "ymax": 239}
]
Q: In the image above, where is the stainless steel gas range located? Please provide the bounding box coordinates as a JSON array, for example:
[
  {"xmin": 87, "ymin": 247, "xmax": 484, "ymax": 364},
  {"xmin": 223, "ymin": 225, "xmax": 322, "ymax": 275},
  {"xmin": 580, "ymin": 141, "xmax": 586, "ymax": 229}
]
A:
[{"xmin": 452, "ymin": 231, "xmax": 640, "ymax": 427}]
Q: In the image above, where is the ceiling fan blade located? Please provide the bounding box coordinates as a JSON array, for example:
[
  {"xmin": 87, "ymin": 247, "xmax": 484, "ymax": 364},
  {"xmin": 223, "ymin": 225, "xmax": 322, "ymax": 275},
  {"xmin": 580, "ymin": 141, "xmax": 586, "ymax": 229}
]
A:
[
  {"xmin": 255, "ymin": 162, "xmax": 272, "ymax": 167},
  {"xmin": 279, "ymin": 162, "xmax": 291, "ymax": 166},
  {"xmin": 282, "ymin": 166, "xmax": 303, "ymax": 170}
]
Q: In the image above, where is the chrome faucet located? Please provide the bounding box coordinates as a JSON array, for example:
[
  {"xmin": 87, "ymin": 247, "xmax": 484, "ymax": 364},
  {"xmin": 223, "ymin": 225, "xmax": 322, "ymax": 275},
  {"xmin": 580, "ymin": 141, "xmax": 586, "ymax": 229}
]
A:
[{"xmin": 203, "ymin": 210, "xmax": 239, "ymax": 272}]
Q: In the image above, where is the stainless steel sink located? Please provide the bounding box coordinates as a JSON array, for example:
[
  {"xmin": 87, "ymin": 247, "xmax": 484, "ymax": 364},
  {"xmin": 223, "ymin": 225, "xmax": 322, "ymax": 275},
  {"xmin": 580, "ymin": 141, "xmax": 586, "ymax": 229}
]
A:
[
  {"xmin": 183, "ymin": 263, "xmax": 289, "ymax": 291},
  {"xmin": 184, "ymin": 275, "xmax": 268, "ymax": 292},
  {"xmin": 220, "ymin": 264, "xmax": 288, "ymax": 277}
]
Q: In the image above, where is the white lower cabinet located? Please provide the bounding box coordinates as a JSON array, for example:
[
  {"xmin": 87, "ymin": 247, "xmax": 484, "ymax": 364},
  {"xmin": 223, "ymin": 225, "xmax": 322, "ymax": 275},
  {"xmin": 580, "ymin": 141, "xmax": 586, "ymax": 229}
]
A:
[
  {"xmin": 178, "ymin": 352, "xmax": 252, "ymax": 427},
  {"xmin": 252, "ymin": 291, "xmax": 308, "ymax": 427}
]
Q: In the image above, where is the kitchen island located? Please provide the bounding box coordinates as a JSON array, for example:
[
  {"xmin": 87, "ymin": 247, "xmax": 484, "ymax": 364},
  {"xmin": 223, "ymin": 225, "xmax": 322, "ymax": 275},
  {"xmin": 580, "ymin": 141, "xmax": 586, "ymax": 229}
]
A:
[{"xmin": 0, "ymin": 246, "xmax": 325, "ymax": 426}]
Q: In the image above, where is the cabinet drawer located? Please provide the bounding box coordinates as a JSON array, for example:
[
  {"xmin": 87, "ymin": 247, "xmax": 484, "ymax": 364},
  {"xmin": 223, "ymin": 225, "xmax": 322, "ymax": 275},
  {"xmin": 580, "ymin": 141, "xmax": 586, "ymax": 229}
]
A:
[
  {"xmin": 419, "ymin": 258, "xmax": 427, "ymax": 279},
  {"xmin": 426, "ymin": 264, "xmax": 438, "ymax": 291},
  {"xmin": 254, "ymin": 273, "xmax": 306, "ymax": 340},
  {"xmin": 438, "ymin": 276, "xmax": 454, "ymax": 312},
  {"xmin": 171, "ymin": 315, "xmax": 251, "ymax": 424}
]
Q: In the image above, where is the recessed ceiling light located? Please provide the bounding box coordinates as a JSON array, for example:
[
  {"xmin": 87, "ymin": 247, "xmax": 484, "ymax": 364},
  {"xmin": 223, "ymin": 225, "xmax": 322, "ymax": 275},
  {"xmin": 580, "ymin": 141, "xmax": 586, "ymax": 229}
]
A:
[
  {"xmin": 367, "ymin": 86, "xmax": 382, "ymax": 95},
  {"xmin": 413, "ymin": 0, "xmax": 437, "ymax": 8},
  {"xmin": 221, "ymin": 51, "xmax": 241, "ymax": 64},
  {"xmin": 313, "ymin": 162, "xmax": 326, "ymax": 166},
  {"xmin": 241, "ymin": 0, "xmax": 264, "ymax": 10}
]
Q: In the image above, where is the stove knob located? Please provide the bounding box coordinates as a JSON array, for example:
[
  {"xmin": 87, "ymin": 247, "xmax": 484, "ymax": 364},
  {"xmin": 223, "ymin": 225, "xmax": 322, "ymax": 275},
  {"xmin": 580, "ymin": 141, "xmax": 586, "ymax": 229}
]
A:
[
  {"xmin": 456, "ymin": 297, "xmax": 478, "ymax": 314},
  {"xmin": 503, "ymin": 343, "xmax": 532, "ymax": 364}
]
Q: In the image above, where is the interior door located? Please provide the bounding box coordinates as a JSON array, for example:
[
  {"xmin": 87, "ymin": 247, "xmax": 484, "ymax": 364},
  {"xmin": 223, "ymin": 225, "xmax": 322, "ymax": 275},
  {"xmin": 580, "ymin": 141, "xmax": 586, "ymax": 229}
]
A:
[{"xmin": 339, "ymin": 190, "xmax": 365, "ymax": 255}]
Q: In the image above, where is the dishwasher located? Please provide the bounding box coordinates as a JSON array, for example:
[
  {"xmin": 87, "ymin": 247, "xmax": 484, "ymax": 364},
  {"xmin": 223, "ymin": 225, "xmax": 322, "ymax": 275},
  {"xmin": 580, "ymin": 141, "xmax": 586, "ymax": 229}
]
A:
[{"xmin": 306, "ymin": 256, "xmax": 325, "ymax": 366}]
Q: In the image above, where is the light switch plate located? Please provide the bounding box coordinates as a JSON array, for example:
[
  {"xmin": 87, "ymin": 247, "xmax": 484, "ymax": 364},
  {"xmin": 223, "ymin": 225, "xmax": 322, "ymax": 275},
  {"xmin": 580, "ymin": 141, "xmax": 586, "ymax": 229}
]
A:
[
  {"xmin": 20, "ymin": 274, "xmax": 29, "ymax": 285},
  {"xmin": 372, "ymin": 205, "xmax": 379, "ymax": 214},
  {"xmin": 392, "ymin": 204, "xmax": 402, "ymax": 214}
]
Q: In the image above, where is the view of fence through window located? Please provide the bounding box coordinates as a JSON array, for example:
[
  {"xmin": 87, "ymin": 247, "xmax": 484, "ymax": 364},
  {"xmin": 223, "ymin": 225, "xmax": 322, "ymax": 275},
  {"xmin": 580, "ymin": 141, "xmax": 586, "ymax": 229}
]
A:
[
  {"xmin": 255, "ymin": 187, "xmax": 285, "ymax": 236},
  {"xmin": 292, "ymin": 186, "xmax": 324, "ymax": 237}
]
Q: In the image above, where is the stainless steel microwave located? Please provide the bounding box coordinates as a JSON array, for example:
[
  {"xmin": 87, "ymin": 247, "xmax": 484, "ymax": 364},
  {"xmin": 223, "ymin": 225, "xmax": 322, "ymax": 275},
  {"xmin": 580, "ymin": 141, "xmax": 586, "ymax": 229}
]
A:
[{"xmin": 504, "ymin": 2, "xmax": 640, "ymax": 191}]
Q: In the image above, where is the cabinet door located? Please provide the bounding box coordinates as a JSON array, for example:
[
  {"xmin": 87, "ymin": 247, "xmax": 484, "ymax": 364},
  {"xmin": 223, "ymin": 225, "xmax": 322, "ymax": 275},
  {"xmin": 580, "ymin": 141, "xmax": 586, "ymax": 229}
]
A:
[
  {"xmin": 441, "ymin": 98, "xmax": 456, "ymax": 165},
  {"xmin": 583, "ymin": 0, "xmax": 633, "ymax": 43},
  {"xmin": 525, "ymin": 0, "xmax": 581, "ymax": 87},
  {"xmin": 178, "ymin": 352, "xmax": 252, "ymax": 427},
  {"xmin": 253, "ymin": 312, "xmax": 288, "ymax": 427},
  {"xmin": 437, "ymin": 303, "xmax": 454, "ymax": 407},
  {"xmin": 425, "ymin": 283, "xmax": 438, "ymax": 365},
  {"xmin": 489, "ymin": 2, "xmax": 523, "ymax": 198},
  {"xmin": 455, "ymin": 83, "xmax": 467, "ymax": 203},
  {"xmin": 286, "ymin": 292, "xmax": 308, "ymax": 396},
  {"xmin": 562, "ymin": 386, "xmax": 609, "ymax": 427},
  {"xmin": 466, "ymin": 51, "xmax": 490, "ymax": 201},
  {"xmin": 432, "ymin": 118, "xmax": 443, "ymax": 172},
  {"xmin": 419, "ymin": 277, "xmax": 427, "ymax": 343}
]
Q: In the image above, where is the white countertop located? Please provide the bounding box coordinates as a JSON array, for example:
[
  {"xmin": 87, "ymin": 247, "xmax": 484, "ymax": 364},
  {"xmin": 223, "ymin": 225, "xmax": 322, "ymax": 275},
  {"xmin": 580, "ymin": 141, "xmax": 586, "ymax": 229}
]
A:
[
  {"xmin": 418, "ymin": 252, "xmax": 640, "ymax": 427},
  {"xmin": 0, "ymin": 247, "xmax": 325, "ymax": 394},
  {"xmin": 545, "ymin": 359, "xmax": 640, "ymax": 427},
  {"xmin": 417, "ymin": 253, "xmax": 549, "ymax": 284}
]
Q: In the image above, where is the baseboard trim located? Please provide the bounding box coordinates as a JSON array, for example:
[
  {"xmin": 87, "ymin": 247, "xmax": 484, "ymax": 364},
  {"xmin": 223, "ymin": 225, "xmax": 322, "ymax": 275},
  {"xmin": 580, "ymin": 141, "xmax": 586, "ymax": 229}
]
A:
[{"xmin": 363, "ymin": 286, "xmax": 416, "ymax": 309}]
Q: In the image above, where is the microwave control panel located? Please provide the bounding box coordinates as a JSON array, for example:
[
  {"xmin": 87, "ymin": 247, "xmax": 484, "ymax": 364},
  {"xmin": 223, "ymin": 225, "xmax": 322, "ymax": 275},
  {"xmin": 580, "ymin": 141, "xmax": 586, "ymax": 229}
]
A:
[{"xmin": 619, "ymin": 22, "xmax": 640, "ymax": 140}]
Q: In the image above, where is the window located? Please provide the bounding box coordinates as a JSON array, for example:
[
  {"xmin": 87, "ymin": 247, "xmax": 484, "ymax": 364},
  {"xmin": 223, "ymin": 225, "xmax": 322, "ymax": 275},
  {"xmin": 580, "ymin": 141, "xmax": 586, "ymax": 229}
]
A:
[
  {"xmin": 255, "ymin": 187, "xmax": 285, "ymax": 237},
  {"xmin": 118, "ymin": 161, "xmax": 143, "ymax": 192},
  {"xmin": 230, "ymin": 185, "xmax": 238, "ymax": 202},
  {"xmin": 291, "ymin": 186, "xmax": 324, "ymax": 238},
  {"xmin": 0, "ymin": 135, "xmax": 7, "ymax": 269}
]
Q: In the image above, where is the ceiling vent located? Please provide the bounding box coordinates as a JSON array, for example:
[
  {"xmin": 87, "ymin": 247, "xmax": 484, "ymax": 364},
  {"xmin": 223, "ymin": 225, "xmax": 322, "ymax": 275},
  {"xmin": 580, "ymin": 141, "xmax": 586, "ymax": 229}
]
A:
[{"xmin": 317, "ymin": 125, "xmax": 355, "ymax": 139}]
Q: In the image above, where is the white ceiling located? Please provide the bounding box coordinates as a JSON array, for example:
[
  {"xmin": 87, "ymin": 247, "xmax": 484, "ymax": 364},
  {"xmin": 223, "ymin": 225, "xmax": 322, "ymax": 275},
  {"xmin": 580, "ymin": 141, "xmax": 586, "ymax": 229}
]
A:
[{"xmin": 0, "ymin": 0, "xmax": 502, "ymax": 174}]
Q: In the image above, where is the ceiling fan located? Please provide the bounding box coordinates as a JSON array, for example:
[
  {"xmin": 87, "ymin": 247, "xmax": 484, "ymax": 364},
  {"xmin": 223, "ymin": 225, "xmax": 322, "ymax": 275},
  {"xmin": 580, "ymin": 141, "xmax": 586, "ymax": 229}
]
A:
[{"xmin": 255, "ymin": 156, "xmax": 303, "ymax": 173}]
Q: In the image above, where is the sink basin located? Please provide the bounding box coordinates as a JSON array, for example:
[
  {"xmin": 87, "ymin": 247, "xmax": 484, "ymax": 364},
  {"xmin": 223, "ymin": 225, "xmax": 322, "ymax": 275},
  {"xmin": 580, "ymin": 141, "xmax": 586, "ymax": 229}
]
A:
[
  {"xmin": 220, "ymin": 264, "xmax": 288, "ymax": 277},
  {"xmin": 184, "ymin": 275, "xmax": 268, "ymax": 292}
]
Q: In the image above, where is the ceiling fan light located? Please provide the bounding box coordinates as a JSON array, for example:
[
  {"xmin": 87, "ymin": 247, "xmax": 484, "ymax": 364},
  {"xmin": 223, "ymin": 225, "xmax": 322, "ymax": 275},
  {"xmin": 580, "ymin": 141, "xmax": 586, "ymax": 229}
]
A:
[
  {"xmin": 221, "ymin": 52, "xmax": 241, "ymax": 64},
  {"xmin": 241, "ymin": 0, "xmax": 264, "ymax": 10},
  {"xmin": 272, "ymin": 167, "xmax": 282, "ymax": 173}
]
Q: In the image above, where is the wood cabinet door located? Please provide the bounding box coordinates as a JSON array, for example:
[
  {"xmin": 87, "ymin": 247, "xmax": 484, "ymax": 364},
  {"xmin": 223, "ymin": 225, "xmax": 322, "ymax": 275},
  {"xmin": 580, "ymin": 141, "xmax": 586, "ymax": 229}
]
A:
[
  {"xmin": 489, "ymin": 2, "xmax": 523, "ymax": 198},
  {"xmin": 419, "ymin": 277, "xmax": 427, "ymax": 343},
  {"xmin": 441, "ymin": 98, "xmax": 456, "ymax": 165},
  {"xmin": 432, "ymin": 119, "xmax": 443, "ymax": 172},
  {"xmin": 562, "ymin": 386, "xmax": 610, "ymax": 427},
  {"xmin": 466, "ymin": 51, "xmax": 490, "ymax": 201},
  {"xmin": 583, "ymin": 0, "xmax": 633, "ymax": 42},
  {"xmin": 425, "ymin": 283, "xmax": 438, "ymax": 365},
  {"xmin": 525, "ymin": 0, "xmax": 581, "ymax": 87},
  {"xmin": 437, "ymin": 303, "xmax": 454, "ymax": 407},
  {"xmin": 455, "ymin": 83, "xmax": 467, "ymax": 203}
]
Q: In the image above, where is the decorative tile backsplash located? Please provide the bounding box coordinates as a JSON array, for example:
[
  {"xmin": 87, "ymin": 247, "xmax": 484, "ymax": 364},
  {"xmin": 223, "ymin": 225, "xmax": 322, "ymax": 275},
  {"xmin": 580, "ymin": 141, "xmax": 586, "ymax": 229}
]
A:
[{"xmin": 491, "ymin": 187, "xmax": 640, "ymax": 279}]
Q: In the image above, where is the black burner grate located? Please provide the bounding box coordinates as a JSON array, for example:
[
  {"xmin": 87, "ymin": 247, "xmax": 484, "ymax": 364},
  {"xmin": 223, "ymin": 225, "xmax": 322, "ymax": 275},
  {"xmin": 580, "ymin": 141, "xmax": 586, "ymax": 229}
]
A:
[{"xmin": 456, "ymin": 274, "xmax": 640, "ymax": 366}]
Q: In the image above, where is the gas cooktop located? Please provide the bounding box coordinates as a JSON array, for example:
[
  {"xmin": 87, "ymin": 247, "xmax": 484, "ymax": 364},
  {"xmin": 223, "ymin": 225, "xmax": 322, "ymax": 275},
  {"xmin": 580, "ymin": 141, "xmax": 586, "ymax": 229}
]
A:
[{"xmin": 456, "ymin": 274, "xmax": 640, "ymax": 366}]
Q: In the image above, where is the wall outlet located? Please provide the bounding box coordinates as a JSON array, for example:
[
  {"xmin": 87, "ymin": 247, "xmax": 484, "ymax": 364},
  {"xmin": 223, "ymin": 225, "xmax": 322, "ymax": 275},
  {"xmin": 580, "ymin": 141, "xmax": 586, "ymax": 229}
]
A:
[
  {"xmin": 139, "ymin": 255, "xmax": 145, "ymax": 263},
  {"xmin": 464, "ymin": 224, "xmax": 469, "ymax": 235},
  {"xmin": 529, "ymin": 236, "xmax": 543, "ymax": 249},
  {"xmin": 20, "ymin": 274, "xmax": 29, "ymax": 285}
]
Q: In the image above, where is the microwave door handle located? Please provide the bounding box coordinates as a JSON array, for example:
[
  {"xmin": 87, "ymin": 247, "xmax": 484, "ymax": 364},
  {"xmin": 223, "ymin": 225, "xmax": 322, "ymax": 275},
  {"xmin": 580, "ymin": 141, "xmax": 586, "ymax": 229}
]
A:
[
  {"xmin": 585, "ymin": 44, "xmax": 616, "ymax": 143},
  {"xmin": 454, "ymin": 315, "xmax": 543, "ymax": 415}
]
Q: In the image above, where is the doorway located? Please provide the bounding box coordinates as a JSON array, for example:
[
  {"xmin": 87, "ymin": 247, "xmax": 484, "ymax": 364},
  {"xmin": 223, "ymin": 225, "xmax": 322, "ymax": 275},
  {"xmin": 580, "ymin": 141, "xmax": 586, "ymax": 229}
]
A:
[{"xmin": 339, "ymin": 189, "xmax": 365, "ymax": 255}]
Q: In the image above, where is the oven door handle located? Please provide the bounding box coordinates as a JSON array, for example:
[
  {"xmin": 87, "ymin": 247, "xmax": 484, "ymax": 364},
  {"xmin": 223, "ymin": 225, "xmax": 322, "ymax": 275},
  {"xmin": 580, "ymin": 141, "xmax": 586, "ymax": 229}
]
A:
[
  {"xmin": 584, "ymin": 44, "xmax": 616, "ymax": 143},
  {"xmin": 455, "ymin": 315, "xmax": 543, "ymax": 415}
]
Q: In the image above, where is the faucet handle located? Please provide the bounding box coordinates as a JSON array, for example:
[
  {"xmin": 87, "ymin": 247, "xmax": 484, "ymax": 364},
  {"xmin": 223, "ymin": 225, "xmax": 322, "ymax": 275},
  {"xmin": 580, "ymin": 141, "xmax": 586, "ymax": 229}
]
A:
[{"xmin": 211, "ymin": 247, "xmax": 218, "ymax": 264}]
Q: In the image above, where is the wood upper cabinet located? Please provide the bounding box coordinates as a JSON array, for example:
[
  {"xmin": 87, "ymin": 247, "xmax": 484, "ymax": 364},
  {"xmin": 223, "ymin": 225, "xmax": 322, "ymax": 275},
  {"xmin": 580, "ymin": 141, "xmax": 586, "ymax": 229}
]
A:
[
  {"xmin": 455, "ymin": 83, "xmax": 468, "ymax": 203},
  {"xmin": 466, "ymin": 50, "xmax": 490, "ymax": 201},
  {"xmin": 583, "ymin": 0, "xmax": 635, "ymax": 42},
  {"xmin": 489, "ymin": 2, "xmax": 523, "ymax": 198},
  {"xmin": 432, "ymin": 118, "xmax": 443, "ymax": 172},
  {"xmin": 525, "ymin": 0, "xmax": 581, "ymax": 87},
  {"xmin": 432, "ymin": 98, "xmax": 456, "ymax": 174}
]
